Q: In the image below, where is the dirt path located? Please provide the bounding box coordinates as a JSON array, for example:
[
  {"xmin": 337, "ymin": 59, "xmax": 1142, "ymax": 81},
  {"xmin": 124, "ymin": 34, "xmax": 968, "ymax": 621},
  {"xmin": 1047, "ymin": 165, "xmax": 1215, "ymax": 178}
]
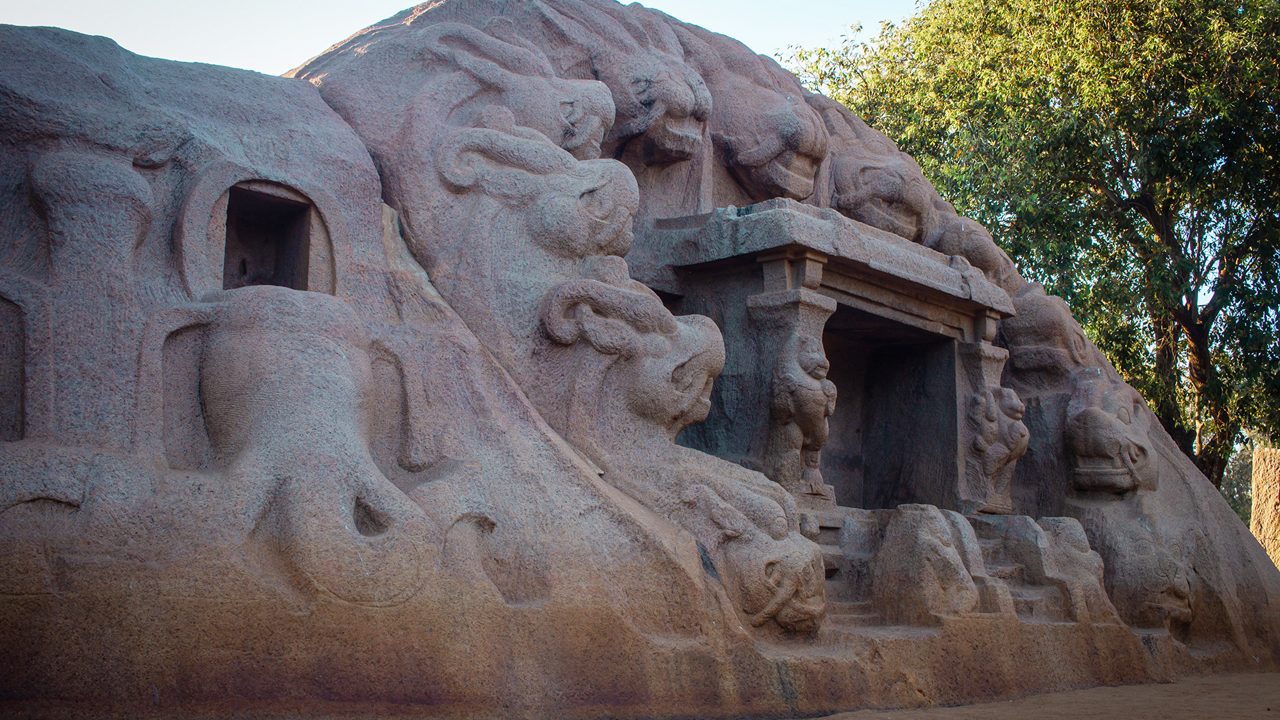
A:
[{"xmin": 819, "ymin": 673, "xmax": 1280, "ymax": 719}]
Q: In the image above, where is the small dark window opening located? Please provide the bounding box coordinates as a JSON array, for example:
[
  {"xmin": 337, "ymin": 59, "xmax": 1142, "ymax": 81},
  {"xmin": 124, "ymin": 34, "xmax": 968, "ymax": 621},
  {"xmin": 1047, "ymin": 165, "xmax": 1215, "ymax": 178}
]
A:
[
  {"xmin": 0, "ymin": 297, "xmax": 23, "ymax": 442},
  {"xmin": 222, "ymin": 186, "xmax": 311, "ymax": 290}
]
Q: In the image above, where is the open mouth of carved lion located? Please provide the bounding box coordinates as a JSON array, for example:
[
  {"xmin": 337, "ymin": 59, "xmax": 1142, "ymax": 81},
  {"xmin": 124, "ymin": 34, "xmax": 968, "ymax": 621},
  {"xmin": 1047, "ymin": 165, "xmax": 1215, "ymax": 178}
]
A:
[
  {"xmin": 643, "ymin": 116, "xmax": 704, "ymax": 163},
  {"xmin": 756, "ymin": 151, "xmax": 819, "ymax": 200},
  {"xmin": 669, "ymin": 348, "xmax": 721, "ymax": 421},
  {"xmin": 586, "ymin": 206, "xmax": 634, "ymax": 257}
]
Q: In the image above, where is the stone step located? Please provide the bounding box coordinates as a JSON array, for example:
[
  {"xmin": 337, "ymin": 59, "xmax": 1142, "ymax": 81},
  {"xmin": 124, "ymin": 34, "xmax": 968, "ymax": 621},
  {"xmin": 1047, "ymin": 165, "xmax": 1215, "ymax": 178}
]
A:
[
  {"xmin": 816, "ymin": 526, "xmax": 842, "ymax": 547},
  {"xmin": 810, "ymin": 508, "xmax": 854, "ymax": 528},
  {"xmin": 825, "ymin": 600, "xmax": 881, "ymax": 627},
  {"xmin": 1009, "ymin": 585, "xmax": 1066, "ymax": 621},
  {"xmin": 819, "ymin": 543, "xmax": 843, "ymax": 576},
  {"xmin": 977, "ymin": 537, "xmax": 1008, "ymax": 565},
  {"xmin": 808, "ymin": 509, "xmax": 852, "ymax": 548},
  {"xmin": 986, "ymin": 562, "xmax": 1026, "ymax": 585}
]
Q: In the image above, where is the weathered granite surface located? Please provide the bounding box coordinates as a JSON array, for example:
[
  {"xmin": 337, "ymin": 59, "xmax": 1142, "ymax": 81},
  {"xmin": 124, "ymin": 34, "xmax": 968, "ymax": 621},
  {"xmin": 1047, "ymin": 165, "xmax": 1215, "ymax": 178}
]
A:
[
  {"xmin": 1254, "ymin": 448, "xmax": 1280, "ymax": 570},
  {"xmin": 1, "ymin": 2, "xmax": 1278, "ymax": 718}
]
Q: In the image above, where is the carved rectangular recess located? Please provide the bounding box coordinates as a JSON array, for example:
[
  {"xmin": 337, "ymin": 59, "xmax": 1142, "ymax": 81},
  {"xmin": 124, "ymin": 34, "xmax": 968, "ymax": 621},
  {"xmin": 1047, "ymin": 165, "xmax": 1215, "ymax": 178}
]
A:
[
  {"xmin": 222, "ymin": 186, "xmax": 311, "ymax": 291},
  {"xmin": 0, "ymin": 297, "xmax": 22, "ymax": 441},
  {"xmin": 822, "ymin": 303, "xmax": 959, "ymax": 509}
]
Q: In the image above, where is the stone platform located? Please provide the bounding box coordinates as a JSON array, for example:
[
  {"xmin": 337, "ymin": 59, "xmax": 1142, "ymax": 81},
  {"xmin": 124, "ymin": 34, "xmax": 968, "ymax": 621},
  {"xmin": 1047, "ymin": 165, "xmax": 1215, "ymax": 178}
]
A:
[{"xmin": 816, "ymin": 672, "xmax": 1280, "ymax": 720}]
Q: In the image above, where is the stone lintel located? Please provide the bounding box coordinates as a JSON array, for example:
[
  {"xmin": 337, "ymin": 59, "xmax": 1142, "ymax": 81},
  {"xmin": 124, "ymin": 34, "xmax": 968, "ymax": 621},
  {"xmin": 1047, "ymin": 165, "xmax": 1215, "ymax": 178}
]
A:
[{"xmin": 632, "ymin": 199, "xmax": 1014, "ymax": 318}]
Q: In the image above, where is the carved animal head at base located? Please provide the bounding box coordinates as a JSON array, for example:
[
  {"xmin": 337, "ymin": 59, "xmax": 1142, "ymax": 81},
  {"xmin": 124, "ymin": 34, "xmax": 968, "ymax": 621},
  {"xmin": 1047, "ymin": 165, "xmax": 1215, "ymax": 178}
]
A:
[
  {"xmin": 682, "ymin": 483, "xmax": 826, "ymax": 634},
  {"xmin": 1066, "ymin": 369, "xmax": 1158, "ymax": 494}
]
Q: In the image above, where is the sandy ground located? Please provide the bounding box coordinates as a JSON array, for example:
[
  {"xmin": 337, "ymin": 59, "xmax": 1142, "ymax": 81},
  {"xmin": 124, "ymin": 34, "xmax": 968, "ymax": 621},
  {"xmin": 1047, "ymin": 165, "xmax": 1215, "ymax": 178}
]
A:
[
  {"xmin": 818, "ymin": 673, "xmax": 1280, "ymax": 719},
  {"xmin": 7, "ymin": 673, "xmax": 1277, "ymax": 718}
]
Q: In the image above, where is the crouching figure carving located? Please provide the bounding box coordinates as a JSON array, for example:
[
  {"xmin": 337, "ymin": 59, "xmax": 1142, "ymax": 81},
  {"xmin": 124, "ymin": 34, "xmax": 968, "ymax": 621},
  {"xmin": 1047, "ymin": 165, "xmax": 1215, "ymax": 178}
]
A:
[
  {"xmin": 872, "ymin": 504, "xmax": 979, "ymax": 625},
  {"xmin": 965, "ymin": 386, "xmax": 1030, "ymax": 514},
  {"xmin": 765, "ymin": 334, "xmax": 838, "ymax": 501},
  {"xmin": 1037, "ymin": 517, "xmax": 1123, "ymax": 625}
]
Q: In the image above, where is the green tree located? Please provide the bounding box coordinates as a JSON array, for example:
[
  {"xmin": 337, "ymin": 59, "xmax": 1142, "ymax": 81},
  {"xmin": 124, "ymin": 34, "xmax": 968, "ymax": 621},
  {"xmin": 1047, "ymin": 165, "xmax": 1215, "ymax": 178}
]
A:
[
  {"xmin": 1221, "ymin": 440, "xmax": 1253, "ymax": 525},
  {"xmin": 789, "ymin": 0, "xmax": 1280, "ymax": 486}
]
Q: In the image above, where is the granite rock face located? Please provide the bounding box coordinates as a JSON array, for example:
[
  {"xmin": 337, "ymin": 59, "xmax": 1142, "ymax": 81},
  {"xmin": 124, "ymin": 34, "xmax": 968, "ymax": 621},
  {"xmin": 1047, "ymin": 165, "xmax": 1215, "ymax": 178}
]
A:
[
  {"xmin": 1255, "ymin": 449, "xmax": 1280, "ymax": 570},
  {"xmin": 1, "ymin": 2, "xmax": 1278, "ymax": 718}
]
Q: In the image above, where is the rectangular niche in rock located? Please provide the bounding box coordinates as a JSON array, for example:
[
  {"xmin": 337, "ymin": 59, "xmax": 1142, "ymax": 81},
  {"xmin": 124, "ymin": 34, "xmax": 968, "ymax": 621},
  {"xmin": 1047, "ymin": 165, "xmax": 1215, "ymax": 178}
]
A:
[
  {"xmin": 0, "ymin": 296, "xmax": 22, "ymax": 441},
  {"xmin": 222, "ymin": 185, "xmax": 312, "ymax": 291},
  {"xmin": 822, "ymin": 305, "xmax": 957, "ymax": 510}
]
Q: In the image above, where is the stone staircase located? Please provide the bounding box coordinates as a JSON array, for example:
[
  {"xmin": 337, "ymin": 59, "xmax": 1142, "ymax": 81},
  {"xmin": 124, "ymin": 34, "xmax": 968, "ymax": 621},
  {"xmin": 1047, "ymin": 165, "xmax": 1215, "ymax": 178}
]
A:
[
  {"xmin": 808, "ymin": 505, "xmax": 1086, "ymax": 628},
  {"xmin": 809, "ymin": 508, "xmax": 885, "ymax": 628},
  {"xmin": 970, "ymin": 518, "xmax": 1069, "ymax": 623}
]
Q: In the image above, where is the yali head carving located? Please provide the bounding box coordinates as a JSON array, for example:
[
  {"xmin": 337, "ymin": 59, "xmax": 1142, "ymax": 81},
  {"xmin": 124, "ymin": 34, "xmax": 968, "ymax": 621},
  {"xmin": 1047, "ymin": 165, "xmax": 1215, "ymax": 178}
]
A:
[
  {"xmin": 672, "ymin": 23, "xmax": 829, "ymax": 201},
  {"xmin": 681, "ymin": 482, "xmax": 826, "ymax": 633},
  {"xmin": 809, "ymin": 94, "xmax": 936, "ymax": 241},
  {"xmin": 502, "ymin": 0, "xmax": 713, "ymax": 165},
  {"xmin": 538, "ymin": 256, "xmax": 724, "ymax": 441},
  {"xmin": 435, "ymin": 109, "xmax": 639, "ymax": 261},
  {"xmin": 413, "ymin": 22, "xmax": 614, "ymax": 160},
  {"xmin": 293, "ymin": 19, "xmax": 615, "ymax": 160},
  {"xmin": 1067, "ymin": 369, "xmax": 1158, "ymax": 494}
]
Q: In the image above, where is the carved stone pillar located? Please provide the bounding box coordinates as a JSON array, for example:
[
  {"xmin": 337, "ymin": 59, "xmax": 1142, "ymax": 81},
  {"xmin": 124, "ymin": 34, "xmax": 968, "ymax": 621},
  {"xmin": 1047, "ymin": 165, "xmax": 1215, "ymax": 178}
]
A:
[
  {"xmin": 957, "ymin": 342, "xmax": 1029, "ymax": 514},
  {"xmin": 747, "ymin": 250, "xmax": 838, "ymax": 510}
]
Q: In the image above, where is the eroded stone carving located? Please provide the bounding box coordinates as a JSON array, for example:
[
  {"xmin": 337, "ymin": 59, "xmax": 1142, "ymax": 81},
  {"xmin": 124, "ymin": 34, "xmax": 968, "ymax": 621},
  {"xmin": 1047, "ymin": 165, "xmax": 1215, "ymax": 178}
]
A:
[
  {"xmin": 807, "ymin": 93, "xmax": 1028, "ymax": 296},
  {"xmin": 971, "ymin": 513, "xmax": 1123, "ymax": 625},
  {"xmin": 296, "ymin": 20, "xmax": 613, "ymax": 161},
  {"xmin": 195, "ymin": 287, "xmax": 432, "ymax": 606},
  {"xmin": 1053, "ymin": 369, "xmax": 1203, "ymax": 635},
  {"xmin": 307, "ymin": 58, "xmax": 825, "ymax": 631},
  {"xmin": 411, "ymin": 109, "xmax": 639, "ymax": 369},
  {"xmin": 1037, "ymin": 516, "xmax": 1123, "ymax": 625},
  {"xmin": 809, "ymin": 93, "xmax": 936, "ymax": 242},
  {"xmin": 1003, "ymin": 283, "xmax": 1100, "ymax": 379},
  {"xmin": 766, "ymin": 333, "xmax": 838, "ymax": 500},
  {"xmin": 670, "ymin": 20, "xmax": 829, "ymax": 204},
  {"xmin": 512, "ymin": 0, "xmax": 713, "ymax": 165},
  {"xmin": 534, "ymin": 240, "xmax": 827, "ymax": 634},
  {"xmin": 872, "ymin": 504, "xmax": 979, "ymax": 625},
  {"xmin": 1076, "ymin": 502, "xmax": 1194, "ymax": 632},
  {"xmin": 1067, "ymin": 369, "xmax": 1158, "ymax": 494},
  {"xmin": 965, "ymin": 386, "xmax": 1031, "ymax": 514}
]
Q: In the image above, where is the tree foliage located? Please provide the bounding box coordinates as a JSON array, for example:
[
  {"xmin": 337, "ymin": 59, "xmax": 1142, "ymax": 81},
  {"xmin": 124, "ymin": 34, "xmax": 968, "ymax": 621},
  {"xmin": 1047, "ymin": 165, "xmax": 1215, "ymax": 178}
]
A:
[
  {"xmin": 789, "ymin": 0, "xmax": 1280, "ymax": 486},
  {"xmin": 1221, "ymin": 441, "xmax": 1253, "ymax": 525}
]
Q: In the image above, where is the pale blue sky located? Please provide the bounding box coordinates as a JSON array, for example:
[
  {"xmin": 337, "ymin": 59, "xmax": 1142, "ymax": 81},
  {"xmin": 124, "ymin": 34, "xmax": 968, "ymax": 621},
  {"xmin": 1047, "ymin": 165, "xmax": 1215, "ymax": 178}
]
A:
[{"xmin": 0, "ymin": 0, "xmax": 919, "ymax": 75}]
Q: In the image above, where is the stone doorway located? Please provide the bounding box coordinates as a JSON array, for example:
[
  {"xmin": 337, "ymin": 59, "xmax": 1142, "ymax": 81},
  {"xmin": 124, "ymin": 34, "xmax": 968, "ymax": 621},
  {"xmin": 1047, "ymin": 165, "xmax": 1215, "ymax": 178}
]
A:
[
  {"xmin": 821, "ymin": 304, "xmax": 958, "ymax": 510},
  {"xmin": 630, "ymin": 200, "xmax": 1021, "ymax": 514}
]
